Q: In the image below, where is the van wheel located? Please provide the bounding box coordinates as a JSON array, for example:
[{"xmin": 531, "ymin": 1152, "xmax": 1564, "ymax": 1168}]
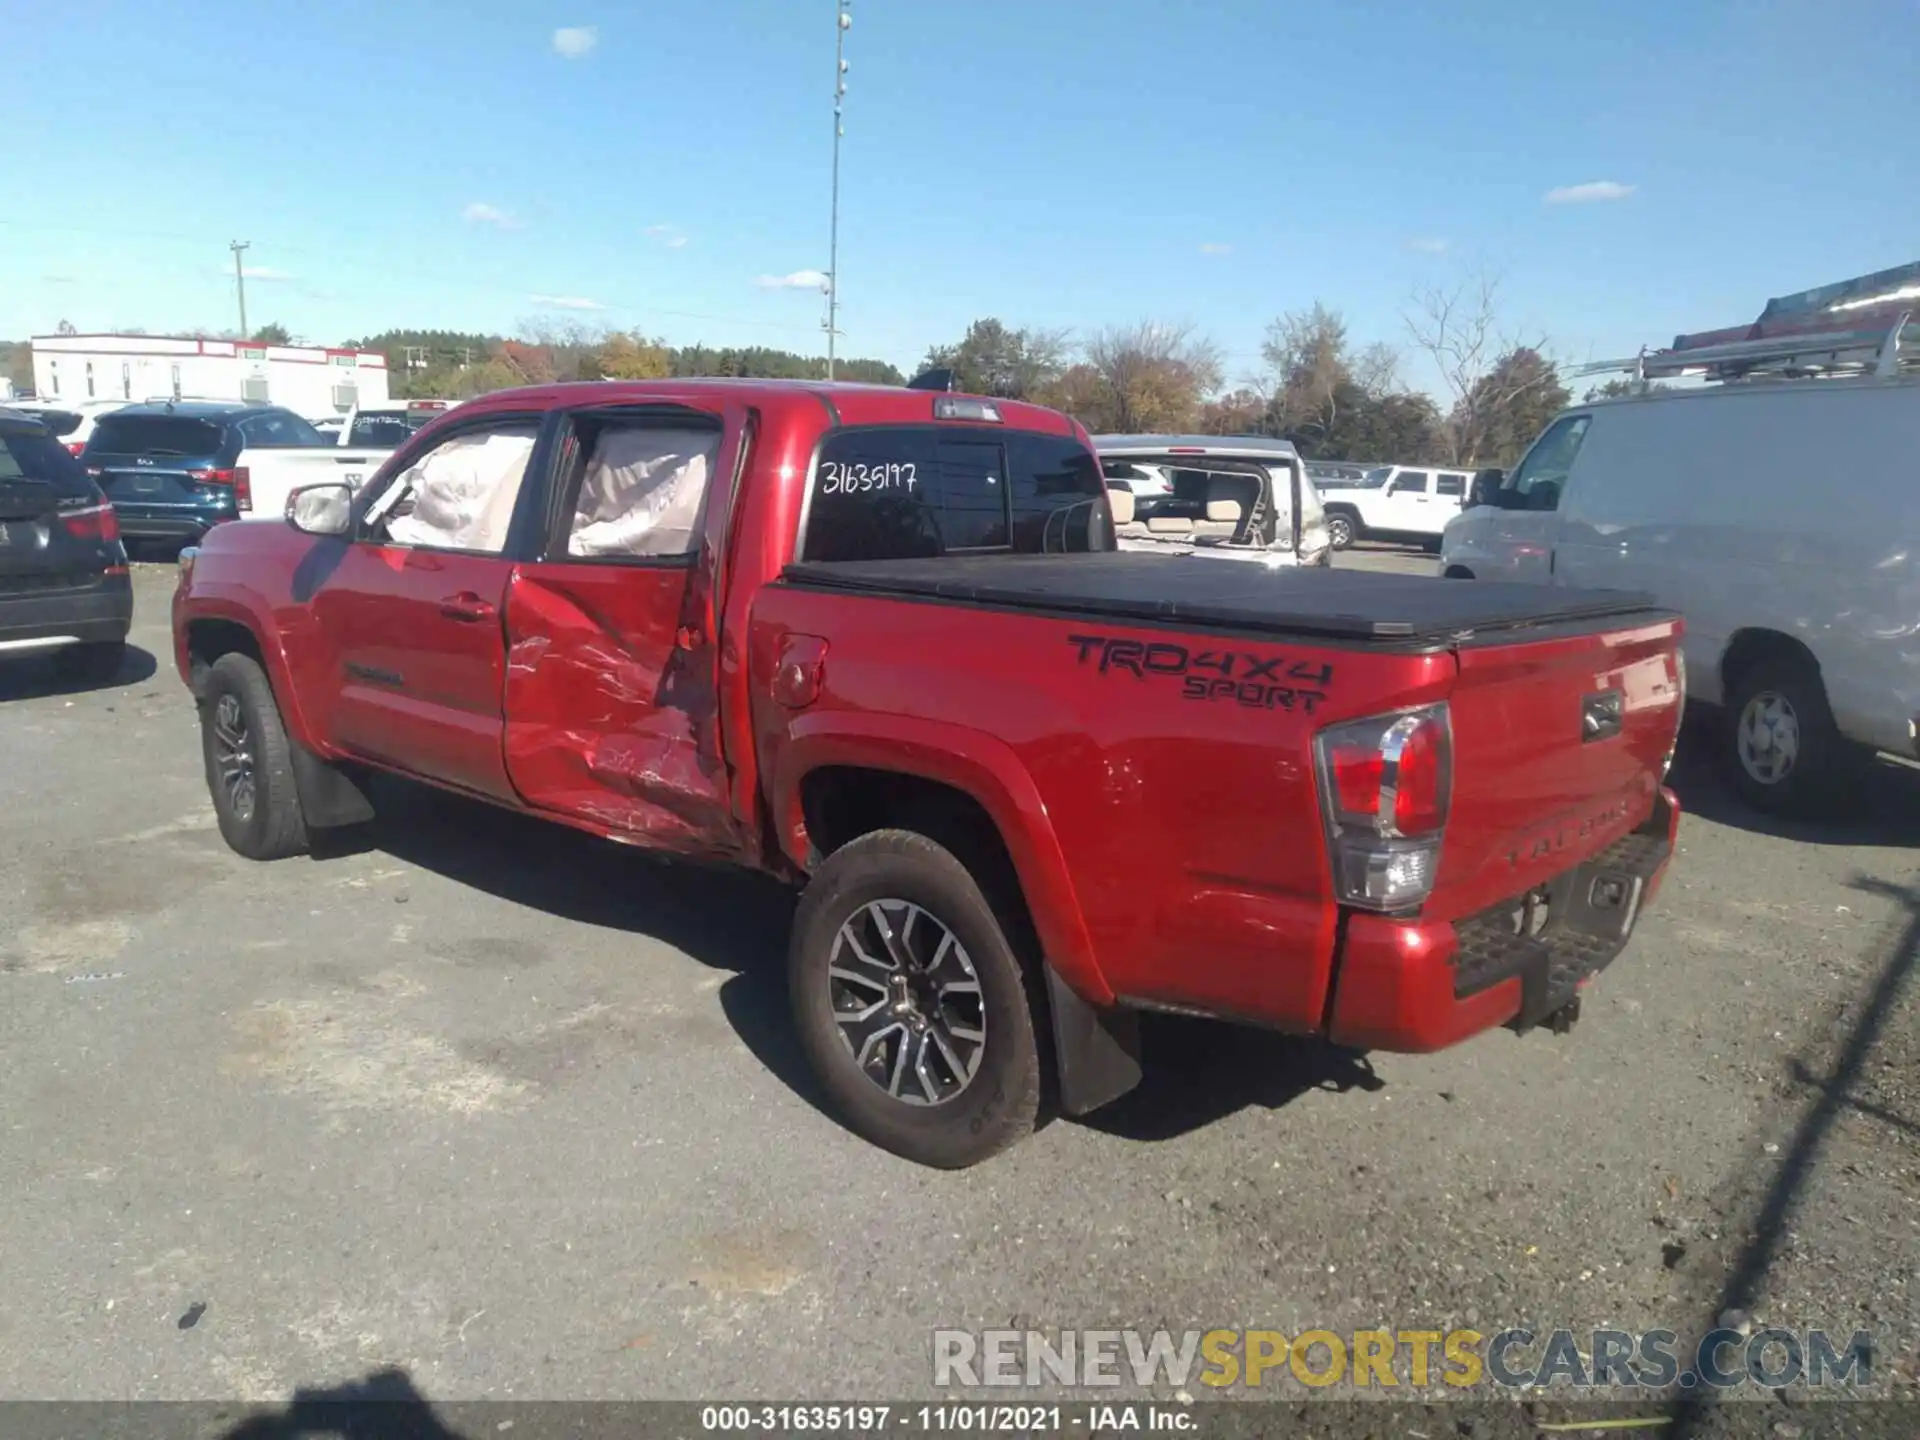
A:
[
  {"xmin": 1324, "ymin": 513, "xmax": 1356, "ymax": 550},
  {"xmin": 200, "ymin": 653, "xmax": 311, "ymax": 860},
  {"xmin": 790, "ymin": 830, "xmax": 1042, "ymax": 1168},
  {"xmin": 1721, "ymin": 657, "xmax": 1862, "ymax": 816}
]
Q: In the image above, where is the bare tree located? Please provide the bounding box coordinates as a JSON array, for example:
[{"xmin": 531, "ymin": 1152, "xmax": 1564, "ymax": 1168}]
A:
[
  {"xmin": 1403, "ymin": 267, "xmax": 1560, "ymax": 464},
  {"xmin": 1260, "ymin": 303, "xmax": 1349, "ymax": 439},
  {"xmin": 1351, "ymin": 341, "xmax": 1404, "ymax": 400},
  {"xmin": 1084, "ymin": 321, "xmax": 1222, "ymax": 433}
]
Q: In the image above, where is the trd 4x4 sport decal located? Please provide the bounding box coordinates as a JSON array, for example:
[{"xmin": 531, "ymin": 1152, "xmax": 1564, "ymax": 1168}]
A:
[{"xmin": 1066, "ymin": 634, "xmax": 1331, "ymax": 715}]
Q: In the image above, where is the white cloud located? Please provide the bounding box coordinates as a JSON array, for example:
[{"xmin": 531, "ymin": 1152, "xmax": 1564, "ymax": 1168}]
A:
[
  {"xmin": 552, "ymin": 26, "xmax": 598, "ymax": 59},
  {"xmin": 644, "ymin": 223, "xmax": 690, "ymax": 249},
  {"xmin": 756, "ymin": 269, "xmax": 830, "ymax": 290},
  {"xmin": 241, "ymin": 265, "xmax": 294, "ymax": 281},
  {"xmin": 665, "ymin": 236, "xmax": 689, "ymax": 249},
  {"xmin": 1544, "ymin": 180, "xmax": 1635, "ymax": 205},
  {"xmin": 530, "ymin": 294, "xmax": 604, "ymax": 311},
  {"xmin": 462, "ymin": 202, "xmax": 522, "ymax": 228},
  {"xmin": 1403, "ymin": 236, "xmax": 1450, "ymax": 255},
  {"xmin": 1197, "ymin": 242, "xmax": 1232, "ymax": 256}
]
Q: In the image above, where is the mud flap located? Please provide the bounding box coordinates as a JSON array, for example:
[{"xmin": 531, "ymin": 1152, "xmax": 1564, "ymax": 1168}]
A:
[
  {"xmin": 289, "ymin": 740, "xmax": 375, "ymax": 829},
  {"xmin": 1044, "ymin": 965, "xmax": 1143, "ymax": 1115}
]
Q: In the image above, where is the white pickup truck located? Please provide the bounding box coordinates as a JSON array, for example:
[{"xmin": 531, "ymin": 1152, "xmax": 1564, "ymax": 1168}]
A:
[{"xmin": 1315, "ymin": 463, "xmax": 1476, "ymax": 551}]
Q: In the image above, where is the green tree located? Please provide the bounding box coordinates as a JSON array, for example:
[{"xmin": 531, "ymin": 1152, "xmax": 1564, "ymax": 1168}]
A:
[
  {"xmin": 250, "ymin": 322, "xmax": 292, "ymax": 344},
  {"xmin": 1454, "ymin": 347, "xmax": 1570, "ymax": 466},
  {"xmin": 920, "ymin": 318, "xmax": 1068, "ymax": 399}
]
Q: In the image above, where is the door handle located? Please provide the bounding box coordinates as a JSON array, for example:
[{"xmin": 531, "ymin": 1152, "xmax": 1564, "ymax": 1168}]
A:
[{"xmin": 439, "ymin": 592, "xmax": 496, "ymax": 622}]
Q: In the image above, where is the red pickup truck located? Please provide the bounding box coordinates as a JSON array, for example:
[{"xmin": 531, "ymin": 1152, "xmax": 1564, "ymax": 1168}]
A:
[{"xmin": 173, "ymin": 379, "xmax": 1684, "ymax": 1168}]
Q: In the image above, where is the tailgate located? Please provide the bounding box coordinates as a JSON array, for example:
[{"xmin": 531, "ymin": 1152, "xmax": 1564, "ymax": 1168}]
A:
[
  {"xmin": 244, "ymin": 447, "xmax": 390, "ymax": 516},
  {"xmin": 1437, "ymin": 614, "xmax": 1683, "ymax": 918}
]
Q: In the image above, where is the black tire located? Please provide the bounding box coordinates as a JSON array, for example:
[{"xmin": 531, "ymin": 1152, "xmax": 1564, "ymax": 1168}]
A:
[
  {"xmin": 200, "ymin": 652, "xmax": 310, "ymax": 860},
  {"xmin": 790, "ymin": 829, "xmax": 1042, "ymax": 1168},
  {"xmin": 1443, "ymin": 565, "xmax": 1475, "ymax": 580},
  {"xmin": 53, "ymin": 640, "xmax": 126, "ymax": 682},
  {"xmin": 1324, "ymin": 512, "xmax": 1357, "ymax": 550},
  {"xmin": 1720, "ymin": 655, "xmax": 1863, "ymax": 817}
]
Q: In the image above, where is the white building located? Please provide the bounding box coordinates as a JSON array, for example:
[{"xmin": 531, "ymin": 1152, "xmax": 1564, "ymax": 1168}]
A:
[{"xmin": 30, "ymin": 334, "xmax": 390, "ymax": 419}]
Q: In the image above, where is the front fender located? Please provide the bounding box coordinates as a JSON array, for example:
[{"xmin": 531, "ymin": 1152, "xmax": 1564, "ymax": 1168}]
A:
[
  {"xmin": 769, "ymin": 710, "xmax": 1114, "ymax": 1007},
  {"xmin": 177, "ymin": 583, "xmax": 326, "ymax": 755}
]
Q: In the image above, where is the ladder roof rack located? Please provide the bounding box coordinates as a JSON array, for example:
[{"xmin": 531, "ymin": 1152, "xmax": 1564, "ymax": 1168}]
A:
[{"xmin": 1577, "ymin": 261, "xmax": 1920, "ymax": 386}]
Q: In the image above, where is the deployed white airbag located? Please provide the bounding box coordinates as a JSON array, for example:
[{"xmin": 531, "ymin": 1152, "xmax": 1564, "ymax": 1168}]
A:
[
  {"xmin": 385, "ymin": 430, "xmax": 538, "ymax": 552},
  {"xmin": 568, "ymin": 426, "xmax": 719, "ymax": 558}
]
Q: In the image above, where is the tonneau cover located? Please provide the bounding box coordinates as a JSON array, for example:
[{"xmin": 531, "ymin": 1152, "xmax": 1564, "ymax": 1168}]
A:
[{"xmin": 779, "ymin": 554, "xmax": 1670, "ymax": 644}]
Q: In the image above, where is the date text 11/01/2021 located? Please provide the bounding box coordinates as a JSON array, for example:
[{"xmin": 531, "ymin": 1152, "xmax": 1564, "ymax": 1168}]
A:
[{"xmin": 700, "ymin": 1405, "xmax": 1192, "ymax": 1432}]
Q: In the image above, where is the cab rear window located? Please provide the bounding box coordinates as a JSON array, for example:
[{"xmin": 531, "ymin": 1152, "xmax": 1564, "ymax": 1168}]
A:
[
  {"xmin": 801, "ymin": 425, "xmax": 1111, "ymax": 563},
  {"xmin": 1, "ymin": 425, "xmax": 95, "ymax": 499}
]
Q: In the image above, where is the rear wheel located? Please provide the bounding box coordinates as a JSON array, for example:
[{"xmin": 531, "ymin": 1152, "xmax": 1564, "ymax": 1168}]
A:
[
  {"xmin": 790, "ymin": 829, "xmax": 1041, "ymax": 1168},
  {"xmin": 200, "ymin": 652, "xmax": 310, "ymax": 860},
  {"xmin": 1324, "ymin": 512, "xmax": 1356, "ymax": 550},
  {"xmin": 1721, "ymin": 656, "xmax": 1862, "ymax": 816}
]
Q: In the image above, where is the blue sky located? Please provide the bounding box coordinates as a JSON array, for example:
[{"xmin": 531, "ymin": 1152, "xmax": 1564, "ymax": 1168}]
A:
[{"xmin": 3, "ymin": 0, "xmax": 1916, "ymax": 393}]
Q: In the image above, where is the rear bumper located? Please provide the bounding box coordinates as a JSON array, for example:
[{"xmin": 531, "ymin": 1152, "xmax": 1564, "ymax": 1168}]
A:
[
  {"xmin": 1325, "ymin": 787, "xmax": 1680, "ymax": 1052},
  {"xmin": 112, "ymin": 501, "xmax": 236, "ymax": 542},
  {"xmin": 0, "ymin": 570, "xmax": 134, "ymax": 647}
]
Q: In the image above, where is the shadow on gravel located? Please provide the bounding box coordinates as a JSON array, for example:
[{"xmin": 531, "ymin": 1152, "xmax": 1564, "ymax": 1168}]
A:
[
  {"xmin": 0, "ymin": 642, "xmax": 158, "ymax": 701},
  {"xmin": 1666, "ymin": 721, "xmax": 1920, "ymax": 849},
  {"xmin": 1074, "ymin": 1014, "xmax": 1384, "ymax": 1144},
  {"xmin": 221, "ymin": 1367, "xmax": 470, "ymax": 1439},
  {"xmin": 314, "ymin": 778, "xmax": 828, "ymax": 1116},
  {"xmin": 1664, "ymin": 875, "xmax": 1920, "ymax": 1437}
]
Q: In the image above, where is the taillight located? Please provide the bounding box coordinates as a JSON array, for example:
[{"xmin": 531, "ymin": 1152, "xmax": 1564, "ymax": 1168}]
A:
[
  {"xmin": 66, "ymin": 441, "xmax": 85, "ymax": 457},
  {"xmin": 61, "ymin": 503, "xmax": 121, "ymax": 545},
  {"xmin": 187, "ymin": 467, "xmax": 252, "ymax": 512},
  {"xmin": 1314, "ymin": 703, "xmax": 1453, "ymax": 911}
]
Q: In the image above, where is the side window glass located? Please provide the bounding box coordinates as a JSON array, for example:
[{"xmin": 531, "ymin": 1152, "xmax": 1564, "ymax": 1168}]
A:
[
  {"xmin": 562, "ymin": 422, "xmax": 721, "ymax": 560},
  {"xmin": 377, "ymin": 422, "xmax": 542, "ymax": 555},
  {"xmin": 1504, "ymin": 416, "xmax": 1590, "ymax": 511},
  {"xmin": 1436, "ymin": 472, "xmax": 1466, "ymax": 497},
  {"xmin": 1396, "ymin": 470, "xmax": 1430, "ymax": 492},
  {"xmin": 349, "ymin": 414, "xmax": 414, "ymax": 448},
  {"xmin": 1008, "ymin": 433, "xmax": 1111, "ymax": 553}
]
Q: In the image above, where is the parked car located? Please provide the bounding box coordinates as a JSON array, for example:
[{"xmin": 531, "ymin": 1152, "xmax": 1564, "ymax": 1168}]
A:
[
  {"xmin": 1318, "ymin": 464, "xmax": 1475, "ymax": 550},
  {"xmin": 80, "ymin": 401, "xmax": 393, "ymax": 548},
  {"xmin": 1304, "ymin": 460, "xmax": 1386, "ymax": 490},
  {"xmin": 1442, "ymin": 372, "xmax": 1920, "ymax": 815},
  {"xmin": 0, "ymin": 407, "xmax": 132, "ymax": 677},
  {"xmin": 173, "ymin": 378, "xmax": 1684, "ymax": 1167},
  {"xmin": 335, "ymin": 399, "xmax": 459, "ymax": 450},
  {"xmin": 4, "ymin": 398, "xmax": 131, "ymax": 456},
  {"xmin": 1095, "ymin": 434, "xmax": 1332, "ymax": 566}
]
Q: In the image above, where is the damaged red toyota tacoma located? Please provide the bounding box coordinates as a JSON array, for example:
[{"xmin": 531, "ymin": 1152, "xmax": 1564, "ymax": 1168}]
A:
[{"xmin": 172, "ymin": 379, "xmax": 1683, "ymax": 1167}]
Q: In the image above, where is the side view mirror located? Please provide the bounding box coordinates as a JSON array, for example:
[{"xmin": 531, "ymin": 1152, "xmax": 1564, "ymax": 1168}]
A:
[
  {"xmin": 1468, "ymin": 468, "xmax": 1505, "ymax": 508},
  {"xmin": 287, "ymin": 481, "xmax": 354, "ymax": 537}
]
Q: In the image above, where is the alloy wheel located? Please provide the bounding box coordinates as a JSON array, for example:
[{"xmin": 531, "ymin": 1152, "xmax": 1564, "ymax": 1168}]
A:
[{"xmin": 827, "ymin": 899, "xmax": 987, "ymax": 1106}]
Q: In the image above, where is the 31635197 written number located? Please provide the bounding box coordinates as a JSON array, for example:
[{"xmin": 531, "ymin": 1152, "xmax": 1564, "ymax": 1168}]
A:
[{"xmin": 820, "ymin": 461, "xmax": 917, "ymax": 495}]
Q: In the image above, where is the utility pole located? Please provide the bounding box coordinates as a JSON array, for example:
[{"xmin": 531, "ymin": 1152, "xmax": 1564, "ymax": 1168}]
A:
[
  {"xmin": 230, "ymin": 240, "xmax": 250, "ymax": 340},
  {"xmin": 825, "ymin": 0, "xmax": 850, "ymax": 380}
]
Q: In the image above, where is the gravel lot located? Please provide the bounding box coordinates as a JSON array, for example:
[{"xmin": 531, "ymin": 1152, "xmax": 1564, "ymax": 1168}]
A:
[{"xmin": 0, "ymin": 555, "xmax": 1913, "ymax": 1416}]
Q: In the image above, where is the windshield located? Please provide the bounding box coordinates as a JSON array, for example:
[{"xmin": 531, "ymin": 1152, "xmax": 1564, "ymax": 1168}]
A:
[{"xmin": 348, "ymin": 411, "xmax": 430, "ymax": 447}]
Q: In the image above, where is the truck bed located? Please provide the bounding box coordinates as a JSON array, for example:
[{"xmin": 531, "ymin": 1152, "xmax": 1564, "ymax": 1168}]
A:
[{"xmin": 779, "ymin": 554, "xmax": 1671, "ymax": 645}]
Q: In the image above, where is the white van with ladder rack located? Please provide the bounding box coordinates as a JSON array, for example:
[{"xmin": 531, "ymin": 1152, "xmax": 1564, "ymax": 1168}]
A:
[{"xmin": 1442, "ymin": 262, "xmax": 1920, "ymax": 815}]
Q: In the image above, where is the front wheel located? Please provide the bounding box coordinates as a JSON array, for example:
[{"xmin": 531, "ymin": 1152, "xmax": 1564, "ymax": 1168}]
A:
[
  {"xmin": 1721, "ymin": 656, "xmax": 1863, "ymax": 816},
  {"xmin": 1324, "ymin": 512, "xmax": 1356, "ymax": 550},
  {"xmin": 789, "ymin": 829, "xmax": 1042, "ymax": 1168},
  {"xmin": 200, "ymin": 652, "xmax": 311, "ymax": 860}
]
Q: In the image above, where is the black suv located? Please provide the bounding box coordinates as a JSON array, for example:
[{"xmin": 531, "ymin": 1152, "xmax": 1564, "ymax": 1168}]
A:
[
  {"xmin": 81, "ymin": 401, "xmax": 325, "ymax": 545},
  {"xmin": 0, "ymin": 408, "xmax": 133, "ymax": 677}
]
